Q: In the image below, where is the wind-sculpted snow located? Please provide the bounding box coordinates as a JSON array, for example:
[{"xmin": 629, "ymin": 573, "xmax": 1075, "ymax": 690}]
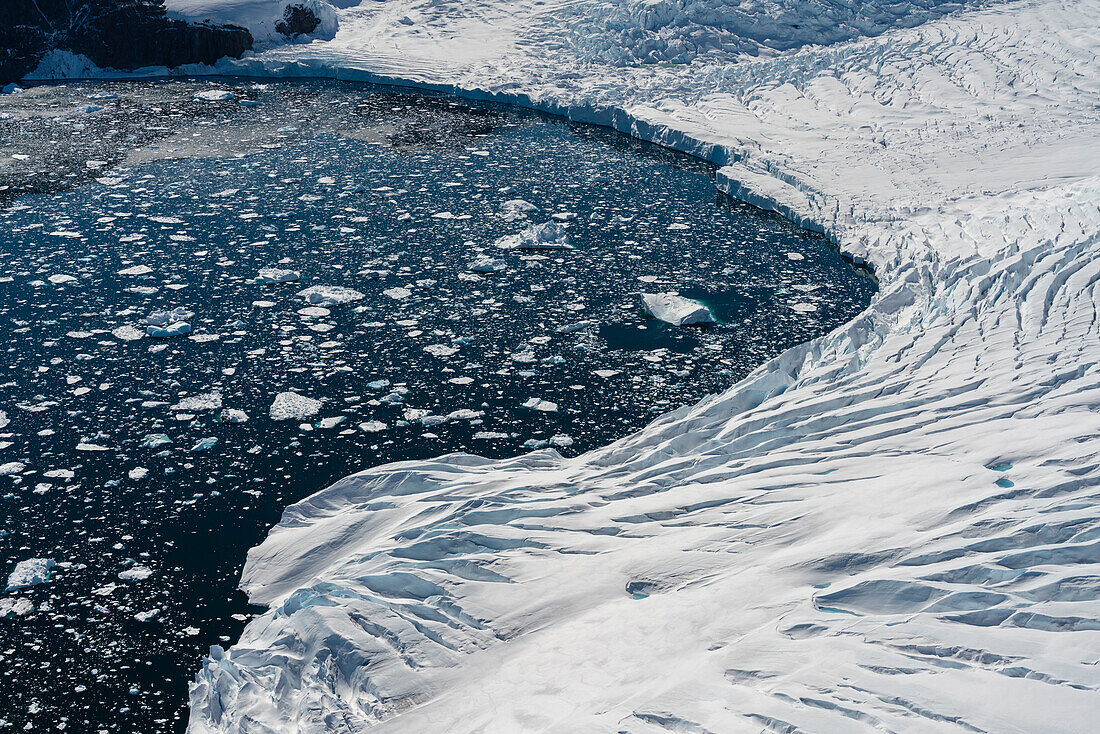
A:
[
  {"xmin": 557, "ymin": 0, "xmax": 994, "ymax": 64},
  {"xmin": 186, "ymin": 0, "xmax": 1100, "ymax": 731}
]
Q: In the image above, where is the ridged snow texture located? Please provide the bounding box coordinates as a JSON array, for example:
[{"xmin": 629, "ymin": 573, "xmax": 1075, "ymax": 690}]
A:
[
  {"xmin": 558, "ymin": 0, "xmax": 989, "ymax": 64},
  {"xmin": 183, "ymin": 0, "xmax": 1100, "ymax": 731}
]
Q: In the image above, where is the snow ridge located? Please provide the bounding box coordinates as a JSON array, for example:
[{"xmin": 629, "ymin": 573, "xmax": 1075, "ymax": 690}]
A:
[{"xmin": 135, "ymin": 0, "xmax": 1100, "ymax": 731}]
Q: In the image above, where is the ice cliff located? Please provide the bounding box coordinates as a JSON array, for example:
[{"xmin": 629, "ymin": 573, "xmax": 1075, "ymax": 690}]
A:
[{"xmin": 58, "ymin": 0, "xmax": 1093, "ymax": 730}]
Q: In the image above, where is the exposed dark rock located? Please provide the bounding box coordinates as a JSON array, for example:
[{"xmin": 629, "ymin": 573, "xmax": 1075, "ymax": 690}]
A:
[
  {"xmin": 0, "ymin": 0, "xmax": 252, "ymax": 84},
  {"xmin": 275, "ymin": 4, "xmax": 322, "ymax": 37}
]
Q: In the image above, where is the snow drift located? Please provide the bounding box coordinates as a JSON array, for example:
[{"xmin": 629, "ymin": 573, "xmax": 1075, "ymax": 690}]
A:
[{"xmin": 127, "ymin": 0, "xmax": 1100, "ymax": 730}]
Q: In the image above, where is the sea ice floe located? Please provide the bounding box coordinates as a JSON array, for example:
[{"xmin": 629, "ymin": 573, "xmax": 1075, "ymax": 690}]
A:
[
  {"xmin": 297, "ymin": 285, "xmax": 364, "ymax": 306},
  {"xmin": 269, "ymin": 391, "xmax": 323, "ymax": 421},
  {"xmin": 495, "ymin": 221, "xmax": 571, "ymax": 250},
  {"xmin": 468, "ymin": 256, "xmax": 507, "ymax": 273},
  {"xmin": 640, "ymin": 292, "xmax": 716, "ymax": 326},
  {"xmin": 118, "ymin": 565, "xmax": 153, "ymax": 582},
  {"xmin": 522, "ymin": 398, "xmax": 558, "ymax": 412},
  {"xmin": 118, "ymin": 265, "xmax": 154, "ymax": 276},
  {"xmin": 256, "ymin": 267, "xmax": 300, "ymax": 284},
  {"xmin": 220, "ymin": 409, "xmax": 250, "ymax": 424},
  {"xmin": 194, "ymin": 90, "xmax": 235, "ymax": 102},
  {"xmin": 6, "ymin": 558, "xmax": 55, "ymax": 590},
  {"xmin": 171, "ymin": 393, "xmax": 223, "ymax": 412}
]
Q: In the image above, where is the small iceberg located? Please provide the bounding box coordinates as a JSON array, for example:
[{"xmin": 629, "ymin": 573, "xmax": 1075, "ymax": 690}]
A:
[
  {"xmin": 256, "ymin": 268, "xmax": 300, "ymax": 284},
  {"xmin": 640, "ymin": 293, "xmax": 716, "ymax": 326},
  {"xmin": 7, "ymin": 558, "xmax": 55, "ymax": 590}
]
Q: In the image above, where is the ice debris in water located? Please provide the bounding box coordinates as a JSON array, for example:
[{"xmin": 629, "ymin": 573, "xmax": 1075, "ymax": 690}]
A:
[
  {"xmin": 468, "ymin": 256, "xmax": 507, "ymax": 273},
  {"xmin": 495, "ymin": 221, "xmax": 572, "ymax": 250},
  {"xmin": 269, "ymin": 392, "xmax": 323, "ymax": 421},
  {"xmin": 118, "ymin": 264, "xmax": 153, "ymax": 276},
  {"xmin": 0, "ymin": 410, "xmax": 8, "ymax": 429},
  {"xmin": 6, "ymin": 558, "xmax": 55, "ymax": 590},
  {"xmin": 170, "ymin": 393, "xmax": 223, "ymax": 412},
  {"xmin": 0, "ymin": 461, "xmax": 25, "ymax": 475},
  {"xmin": 256, "ymin": 267, "xmax": 300, "ymax": 284},
  {"xmin": 640, "ymin": 292, "xmax": 716, "ymax": 326},
  {"xmin": 220, "ymin": 409, "xmax": 249, "ymax": 424},
  {"xmin": 48, "ymin": 273, "xmax": 78, "ymax": 285},
  {"xmin": 191, "ymin": 437, "xmax": 218, "ymax": 452},
  {"xmin": 0, "ymin": 598, "xmax": 34, "ymax": 617},
  {"xmin": 500, "ymin": 199, "xmax": 537, "ymax": 220},
  {"xmin": 297, "ymin": 285, "xmax": 364, "ymax": 306},
  {"xmin": 194, "ymin": 90, "xmax": 234, "ymax": 102},
  {"xmin": 522, "ymin": 397, "xmax": 559, "ymax": 412},
  {"xmin": 118, "ymin": 565, "xmax": 153, "ymax": 582},
  {"xmin": 146, "ymin": 307, "xmax": 194, "ymax": 337}
]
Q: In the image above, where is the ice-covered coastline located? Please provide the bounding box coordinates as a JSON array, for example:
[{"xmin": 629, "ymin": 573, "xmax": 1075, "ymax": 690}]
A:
[{"xmin": 27, "ymin": 0, "xmax": 1097, "ymax": 730}]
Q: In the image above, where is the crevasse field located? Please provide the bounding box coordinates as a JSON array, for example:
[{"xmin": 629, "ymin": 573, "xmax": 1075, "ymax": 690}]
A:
[{"xmin": 28, "ymin": 0, "xmax": 1100, "ymax": 731}]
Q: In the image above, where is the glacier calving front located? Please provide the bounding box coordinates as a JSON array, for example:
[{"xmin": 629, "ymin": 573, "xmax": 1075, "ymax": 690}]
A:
[{"xmin": 182, "ymin": 0, "xmax": 1100, "ymax": 731}]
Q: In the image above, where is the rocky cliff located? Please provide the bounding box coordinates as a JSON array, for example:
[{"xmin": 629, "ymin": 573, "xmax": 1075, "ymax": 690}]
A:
[{"xmin": 0, "ymin": 0, "xmax": 252, "ymax": 84}]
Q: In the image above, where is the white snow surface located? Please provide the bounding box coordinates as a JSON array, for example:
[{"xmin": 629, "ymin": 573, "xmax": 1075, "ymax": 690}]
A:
[{"xmin": 156, "ymin": 0, "xmax": 1100, "ymax": 731}]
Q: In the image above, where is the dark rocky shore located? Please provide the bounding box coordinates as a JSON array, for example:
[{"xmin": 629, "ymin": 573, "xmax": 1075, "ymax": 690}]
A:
[{"xmin": 0, "ymin": 0, "xmax": 253, "ymax": 84}]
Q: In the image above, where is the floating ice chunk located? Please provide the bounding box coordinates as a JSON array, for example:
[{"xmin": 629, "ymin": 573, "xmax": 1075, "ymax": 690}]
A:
[
  {"xmin": 383, "ymin": 287, "xmax": 411, "ymax": 300},
  {"xmin": 551, "ymin": 212, "xmax": 577, "ymax": 221},
  {"xmin": 522, "ymin": 398, "xmax": 558, "ymax": 412},
  {"xmin": 48, "ymin": 274, "xmax": 77, "ymax": 285},
  {"xmin": 316, "ymin": 416, "xmax": 346, "ymax": 429},
  {"xmin": 76, "ymin": 442, "xmax": 110, "ymax": 451},
  {"xmin": 147, "ymin": 322, "xmax": 191, "ymax": 338},
  {"xmin": 191, "ymin": 437, "xmax": 218, "ymax": 452},
  {"xmin": 171, "ymin": 393, "xmax": 223, "ymax": 412},
  {"xmin": 270, "ymin": 392, "xmax": 322, "ymax": 421},
  {"xmin": 594, "ymin": 369, "xmax": 621, "ymax": 378},
  {"xmin": 220, "ymin": 409, "xmax": 249, "ymax": 424},
  {"xmin": 43, "ymin": 469, "xmax": 74, "ymax": 479},
  {"xmin": 640, "ymin": 293, "xmax": 716, "ymax": 326},
  {"xmin": 119, "ymin": 565, "xmax": 153, "ymax": 582},
  {"xmin": 501, "ymin": 199, "xmax": 537, "ymax": 220},
  {"xmin": 366, "ymin": 379, "xmax": 391, "ymax": 390},
  {"xmin": 111, "ymin": 325, "xmax": 144, "ymax": 341},
  {"xmin": 76, "ymin": 104, "xmax": 102, "ymax": 113},
  {"xmin": 0, "ymin": 461, "xmax": 25, "ymax": 475},
  {"xmin": 447, "ymin": 409, "xmax": 483, "ymax": 421},
  {"xmin": 256, "ymin": 268, "xmax": 300, "ymax": 284},
  {"xmin": 128, "ymin": 467, "xmax": 148, "ymax": 480},
  {"xmin": 194, "ymin": 90, "xmax": 234, "ymax": 102},
  {"xmin": 468, "ymin": 257, "xmax": 507, "ymax": 274},
  {"xmin": 0, "ymin": 597, "xmax": 34, "ymax": 617},
  {"xmin": 0, "ymin": 410, "xmax": 7, "ymax": 429},
  {"xmin": 790, "ymin": 302, "xmax": 818, "ymax": 313},
  {"xmin": 141, "ymin": 434, "xmax": 171, "ymax": 449},
  {"xmin": 424, "ymin": 344, "xmax": 459, "ymax": 358},
  {"xmin": 7, "ymin": 558, "xmax": 54, "ymax": 590},
  {"xmin": 495, "ymin": 222, "xmax": 571, "ymax": 250},
  {"xmin": 146, "ymin": 307, "xmax": 194, "ymax": 326},
  {"xmin": 298, "ymin": 306, "xmax": 331, "ymax": 318},
  {"xmin": 357, "ymin": 420, "xmax": 387, "ymax": 433},
  {"xmin": 557, "ymin": 320, "xmax": 593, "ymax": 334},
  {"xmin": 549, "ymin": 434, "xmax": 574, "ymax": 447},
  {"xmin": 118, "ymin": 265, "xmax": 153, "ymax": 276},
  {"xmin": 134, "ymin": 609, "xmax": 160, "ymax": 622},
  {"xmin": 786, "ymin": 252, "xmax": 805, "ymax": 261},
  {"xmin": 297, "ymin": 285, "xmax": 364, "ymax": 307}
]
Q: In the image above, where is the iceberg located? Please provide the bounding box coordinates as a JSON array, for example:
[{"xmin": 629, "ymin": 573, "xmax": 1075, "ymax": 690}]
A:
[
  {"xmin": 640, "ymin": 292, "xmax": 716, "ymax": 326},
  {"xmin": 296, "ymin": 284, "xmax": 364, "ymax": 307}
]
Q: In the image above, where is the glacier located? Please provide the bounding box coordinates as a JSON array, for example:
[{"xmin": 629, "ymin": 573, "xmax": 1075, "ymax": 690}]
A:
[{"xmin": 26, "ymin": 0, "xmax": 1095, "ymax": 730}]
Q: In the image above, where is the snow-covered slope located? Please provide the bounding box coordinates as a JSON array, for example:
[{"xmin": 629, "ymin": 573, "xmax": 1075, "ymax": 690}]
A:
[{"xmin": 185, "ymin": 0, "xmax": 1100, "ymax": 731}]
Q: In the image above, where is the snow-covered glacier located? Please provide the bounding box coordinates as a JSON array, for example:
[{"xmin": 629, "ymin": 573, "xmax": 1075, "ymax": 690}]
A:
[{"xmin": 181, "ymin": 0, "xmax": 1100, "ymax": 730}]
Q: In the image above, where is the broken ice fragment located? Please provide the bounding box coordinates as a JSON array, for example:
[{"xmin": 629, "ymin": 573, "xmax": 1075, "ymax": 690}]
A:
[
  {"xmin": 118, "ymin": 565, "xmax": 153, "ymax": 582},
  {"xmin": 495, "ymin": 222, "xmax": 571, "ymax": 250},
  {"xmin": 522, "ymin": 398, "xmax": 558, "ymax": 412},
  {"xmin": 190, "ymin": 437, "xmax": 219, "ymax": 452},
  {"xmin": 297, "ymin": 285, "xmax": 364, "ymax": 307},
  {"xmin": 220, "ymin": 409, "xmax": 249, "ymax": 424},
  {"xmin": 171, "ymin": 393, "xmax": 223, "ymax": 412},
  {"xmin": 269, "ymin": 392, "xmax": 322, "ymax": 421},
  {"xmin": 7, "ymin": 558, "xmax": 55, "ymax": 590},
  {"xmin": 256, "ymin": 268, "xmax": 300, "ymax": 284}
]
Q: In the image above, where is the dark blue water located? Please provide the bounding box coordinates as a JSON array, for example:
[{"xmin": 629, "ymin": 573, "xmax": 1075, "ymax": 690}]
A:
[{"xmin": 0, "ymin": 79, "xmax": 874, "ymax": 732}]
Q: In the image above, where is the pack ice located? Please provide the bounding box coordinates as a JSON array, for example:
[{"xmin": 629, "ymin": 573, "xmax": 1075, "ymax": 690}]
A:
[{"xmin": 180, "ymin": 0, "xmax": 1100, "ymax": 731}]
